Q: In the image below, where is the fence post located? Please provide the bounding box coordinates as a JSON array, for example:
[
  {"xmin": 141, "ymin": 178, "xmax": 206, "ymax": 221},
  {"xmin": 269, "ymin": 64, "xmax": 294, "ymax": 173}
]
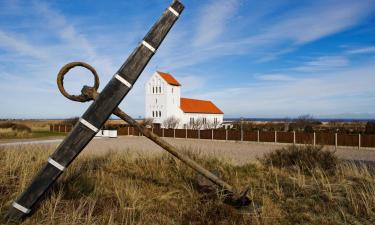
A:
[
  {"xmin": 64, "ymin": 125, "xmax": 67, "ymax": 133},
  {"xmin": 185, "ymin": 128, "xmax": 187, "ymax": 139},
  {"xmin": 212, "ymin": 129, "xmax": 214, "ymax": 140},
  {"xmin": 173, "ymin": 129, "xmax": 176, "ymax": 138},
  {"xmin": 335, "ymin": 133, "xmax": 338, "ymax": 149},
  {"xmin": 293, "ymin": 131, "xmax": 296, "ymax": 144},
  {"xmin": 359, "ymin": 133, "xmax": 361, "ymax": 150},
  {"xmin": 275, "ymin": 131, "xmax": 277, "ymax": 143},
  {"xmin": 313, "ymin": 132, "xmax": 316, "ymax": 146},
  {"xmin": 241, "ymin": 129, "xmax": 244, "ymax": 141},
  {"xmin": 226, "ymin": 130, "xmax": 228, "ymax": 141},
  {"xmin": 162, "ymin": 128, "xmax": 164, "ymax": 137},
  {"xmin": 128, "ymin": 127, "xmax": 130, "ymax": 136},
  {"xmin": 198, "ymin": 129, "xmax": 200, "ymax": 139},
  {"xmin": 257, "ymin": 130, "xmax": 260, "ymax": 142}
]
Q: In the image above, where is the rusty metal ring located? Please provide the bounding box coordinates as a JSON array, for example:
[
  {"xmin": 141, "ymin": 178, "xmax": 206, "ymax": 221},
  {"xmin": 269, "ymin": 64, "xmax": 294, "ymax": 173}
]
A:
[{"xmin": 57, "ymin": 62, "xmax": 100, "ymax": 102}]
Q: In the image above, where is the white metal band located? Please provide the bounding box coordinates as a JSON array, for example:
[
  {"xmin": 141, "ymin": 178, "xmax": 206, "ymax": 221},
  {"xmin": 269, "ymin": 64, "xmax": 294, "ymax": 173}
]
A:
[
  {"xmin": 12, "ymin": 202, "xmax": 31, "ymax": 214},
  {"xmin": 48, "ymin": 157, "xmax": 65, "ymax": 171},
  {"xmin": 79, "ymin": 118, "xmax": 99, "ymax": 133},
  {"xmin": 114, "ymin": 74, "xmax": 132, "ymax": 88},
  {"xmin": 142, "ymin": 40, "xmax": 155, "ymax": 53},
  {"xmin": 168, "ymin": 7, "xmax": 179, "ymax": 17}
]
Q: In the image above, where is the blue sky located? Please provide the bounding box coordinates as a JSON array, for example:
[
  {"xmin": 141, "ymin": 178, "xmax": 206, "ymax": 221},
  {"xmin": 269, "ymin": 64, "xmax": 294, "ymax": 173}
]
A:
[{"xmin": 0, "ymin": 0, "xmax": 375, "ymax": 119}]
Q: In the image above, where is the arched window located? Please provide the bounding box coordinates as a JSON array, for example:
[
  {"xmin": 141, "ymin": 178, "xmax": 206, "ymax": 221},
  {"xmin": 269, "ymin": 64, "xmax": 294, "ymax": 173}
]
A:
[
  {"xmin": 152, "ymin": 111, "xmax": 154, "ymax": 117},
  {"xmin": 159, "ymin": 86, "xmax": 161, "ymax": 93},
  {"xmin": 159, "ymin": 111, "xmax": 161, "ymax": 117},
  {"xmin": 152, "ymin": 87, "xmax": 155, "ymax": 94}
]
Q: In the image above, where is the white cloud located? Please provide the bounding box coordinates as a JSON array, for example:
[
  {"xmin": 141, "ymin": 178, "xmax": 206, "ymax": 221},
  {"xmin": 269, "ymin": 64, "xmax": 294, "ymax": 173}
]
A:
[
  {"xmin": 196, "ymin": 64, "xmax": 375, "ymax": 117},
  {"xmin": 178, "ymin": 75, "xmax": 207, "ymax": 92},
  {"xmin": 257, "ymin": 73, "xmax": 296, "ymax": 81},
  {"xmin": 193, "ymin": 0, "xmax": 238, "ymax": 47},
  {"xmin": 155, "ymin": 0, "xmax": 375, "ymax": 71},
  {"xmin": 347, "ymin": 46, "xmax": 375, "ymax": 54},
  {"xmin": 266, "ymin": 0, "xmax": 375, "ymax": 44},
  {"xmin": 293, "ymin": 56, "xmax": 349, "ymax": 72},
  {"xmin": 33, "ymin": 2, "xmax": 96, "ymax": 59},
  {"xmin": 0, "ymin": 30, "xmax": 50, "ymax": 59}
]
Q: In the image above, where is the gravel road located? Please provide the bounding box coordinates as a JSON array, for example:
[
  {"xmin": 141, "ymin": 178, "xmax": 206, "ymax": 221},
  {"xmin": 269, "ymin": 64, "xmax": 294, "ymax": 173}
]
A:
[{"xmin": 2, "ymin": 136, "xmax": 375, "ymax": 165}]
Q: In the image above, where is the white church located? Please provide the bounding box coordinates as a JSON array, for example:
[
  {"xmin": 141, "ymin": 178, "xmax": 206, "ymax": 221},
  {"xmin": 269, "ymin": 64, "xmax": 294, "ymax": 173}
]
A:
[{"xmin": 145, "ymin": 71, "xmax": 224, "ymax": 129}]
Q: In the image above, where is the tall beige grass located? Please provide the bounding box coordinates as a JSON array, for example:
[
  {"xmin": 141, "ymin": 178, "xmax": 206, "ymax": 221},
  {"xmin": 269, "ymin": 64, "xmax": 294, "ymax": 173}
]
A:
[{"xmin": 0, "ymin": 145, "xmax": 374, "ymax": 224}]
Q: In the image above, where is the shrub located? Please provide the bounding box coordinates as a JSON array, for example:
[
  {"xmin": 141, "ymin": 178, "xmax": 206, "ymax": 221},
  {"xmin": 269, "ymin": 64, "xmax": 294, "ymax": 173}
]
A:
[
  {"xmin": 60, "ymin": 117, "xmax": 79, "ymax": 126},
  {"xmin": 0, "ymin": 122, "xmax": 16, "ymax": 129},
  {"xmin": 261, "ymin": 145, "xmax": 338, "ymax": 174},
  {"xmin": 0, "ymin": 122, "xmax": 31, "ymax": 132},
  {"xmin": 365, "ymin": 121, "xmax": 375, "ymax": 134},
  {"xmin": 11, "ymin": 124, "xmax": 31, "ymax": 132}
]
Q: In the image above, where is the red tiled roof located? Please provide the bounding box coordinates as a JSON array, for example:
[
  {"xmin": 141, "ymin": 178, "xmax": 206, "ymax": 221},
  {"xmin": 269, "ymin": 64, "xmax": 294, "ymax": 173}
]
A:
[
  {"xmin": 157, "ymin": 71, "xmax": 181, "ymax": 86},
  {"xmin": 180, "ymin": 98, "xmax": 223, "ymax": 114}
]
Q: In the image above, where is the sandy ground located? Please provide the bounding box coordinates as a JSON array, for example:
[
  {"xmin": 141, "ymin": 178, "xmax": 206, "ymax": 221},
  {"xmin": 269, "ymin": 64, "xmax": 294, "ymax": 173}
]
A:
[
  {"xmin": 86, "ymin": 136, "xmax": 375, "ymax": 165},
  {"xmin": 2, "ymin": 136, "xmax": 374, "ymax": 165}
]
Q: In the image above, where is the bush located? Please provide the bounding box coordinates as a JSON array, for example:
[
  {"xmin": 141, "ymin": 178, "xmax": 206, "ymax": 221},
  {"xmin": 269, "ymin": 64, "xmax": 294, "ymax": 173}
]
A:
[
  {"xmin": 0, "ymin": 122, "xmax": 31, "ymax": 132},
  {"xmin": 261, "ymin": 145, "xmax": 338, "ymax": 174},
  {"xmin": 0, "ymin": 122, "xmax": 16, "ymax": 129},
  {"xmin": 60, "ymin": 117, "xmax": 79, "ymax": 126},
  {"xmin": 11, "ymin": 124, "xmax": 31, "ymax": 132},
  {"xmin": 365, "ymin": 121, "xmax": 375, "ymax": 134}
]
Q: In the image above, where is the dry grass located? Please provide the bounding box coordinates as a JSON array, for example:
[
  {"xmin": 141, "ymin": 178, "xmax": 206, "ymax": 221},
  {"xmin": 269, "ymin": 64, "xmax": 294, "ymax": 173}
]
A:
[{"xmin": 0, "ymin": 145, "xmax": 375, "ymax": 224}]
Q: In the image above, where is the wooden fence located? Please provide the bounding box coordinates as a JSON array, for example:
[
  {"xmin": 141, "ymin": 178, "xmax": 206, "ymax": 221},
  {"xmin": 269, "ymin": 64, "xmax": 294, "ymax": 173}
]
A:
[
  {"xmin": 50, "ymin": 124, "xmax": 375, "ymax": 148},
  {"xmin": 50, "ymin": 124, "xmax": 73, "ymax": 133}
]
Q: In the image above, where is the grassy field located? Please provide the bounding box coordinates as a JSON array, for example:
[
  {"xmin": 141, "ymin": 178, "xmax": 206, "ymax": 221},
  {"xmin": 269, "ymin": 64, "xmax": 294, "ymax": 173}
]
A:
[
  {"xmin": 0, "ymin": 145, "xmax": 375, "ymax": 224},
  {"xmin": 0, "ymin": 120, "xmax": 66, "ymax": 140},
  {"xmin": 0, "ymin": 129, "xmax": 65, "ymax": 140}
]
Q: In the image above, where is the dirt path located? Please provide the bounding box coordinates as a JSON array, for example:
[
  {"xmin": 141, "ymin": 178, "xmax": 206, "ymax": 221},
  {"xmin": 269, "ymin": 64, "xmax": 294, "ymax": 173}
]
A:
[
  {"xmin": 2, "ymin": 136, "xmax": 375, "ymax": 165},
  {"xmin": 85, "ymin": 136, "xmax": 375, "ymax": 164}
]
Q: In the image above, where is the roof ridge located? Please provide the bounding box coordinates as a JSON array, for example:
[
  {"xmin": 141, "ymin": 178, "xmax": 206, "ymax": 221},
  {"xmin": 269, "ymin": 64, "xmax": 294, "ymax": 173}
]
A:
[
  {"xmin": 157, "ymin": 71, "xmax": 181, "ymax": 86},
  {"xmin": 181, "ymin": 97, "xmax": 212, "ymax": 102}
]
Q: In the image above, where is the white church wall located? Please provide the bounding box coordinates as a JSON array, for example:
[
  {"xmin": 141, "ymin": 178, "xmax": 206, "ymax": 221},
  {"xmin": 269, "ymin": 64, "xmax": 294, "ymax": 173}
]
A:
[
  {"xmin": 179, "ymin": 112, "xmax": 223, "ymax": 129},
  {"xmin": 165, "ymin": 85, "xmax": 181, "ymax": 118},
  {"xmin": 145, "ymin": 71, "xmax": 223, "ymax": 129},
  {"xmin": 145, "ymin": 73, "xmax": 167, "ymax": 124}
]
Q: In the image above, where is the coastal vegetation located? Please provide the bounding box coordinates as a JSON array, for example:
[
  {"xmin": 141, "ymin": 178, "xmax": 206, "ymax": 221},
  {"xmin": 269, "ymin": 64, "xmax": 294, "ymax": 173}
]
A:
[{"xmin": 1, "ymin": 145, "xmax": 374, "ymax": 224}]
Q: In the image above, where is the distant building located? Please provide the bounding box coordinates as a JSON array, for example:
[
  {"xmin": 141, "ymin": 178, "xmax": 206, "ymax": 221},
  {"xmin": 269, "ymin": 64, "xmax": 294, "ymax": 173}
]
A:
[{"xmin": 145, "ymin": 71, "xmax": 224, "ymax": 129}]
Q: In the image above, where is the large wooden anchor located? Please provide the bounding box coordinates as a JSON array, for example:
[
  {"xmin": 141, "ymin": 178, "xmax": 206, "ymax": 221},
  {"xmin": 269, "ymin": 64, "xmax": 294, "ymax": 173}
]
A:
[{"xmin": 6, "ymin": 1, "xmax": 248, "ymax": 221}]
